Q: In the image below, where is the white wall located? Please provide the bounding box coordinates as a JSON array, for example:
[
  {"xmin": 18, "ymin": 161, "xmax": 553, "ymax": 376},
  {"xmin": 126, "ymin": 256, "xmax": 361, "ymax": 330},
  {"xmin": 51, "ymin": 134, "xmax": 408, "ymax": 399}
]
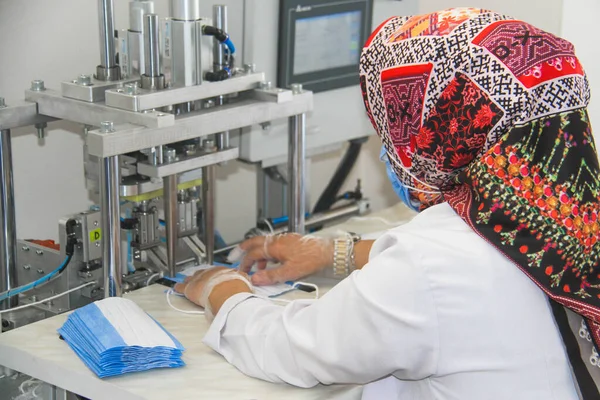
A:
[
  {"xmin": 560, "ymin": 0, "xmax": 600, "ymax": 141},
  {"xmin": 0, "ymin": 0, "xmax": 396, "ymax": 243}
]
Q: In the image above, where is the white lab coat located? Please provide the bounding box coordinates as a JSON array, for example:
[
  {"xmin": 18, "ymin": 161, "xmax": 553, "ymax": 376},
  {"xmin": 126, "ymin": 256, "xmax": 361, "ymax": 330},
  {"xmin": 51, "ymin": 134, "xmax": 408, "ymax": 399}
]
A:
[{"xmin": 203, "ymin": 202, "xmax": 579, "ymax": 399}]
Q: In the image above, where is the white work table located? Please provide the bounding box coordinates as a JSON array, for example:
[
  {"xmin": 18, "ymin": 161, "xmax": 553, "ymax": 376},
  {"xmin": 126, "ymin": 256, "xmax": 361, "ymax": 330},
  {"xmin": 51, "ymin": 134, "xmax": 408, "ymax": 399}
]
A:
[{"xmin": 0, "ymin": 204, "xmax": 415, "ymax": 400}]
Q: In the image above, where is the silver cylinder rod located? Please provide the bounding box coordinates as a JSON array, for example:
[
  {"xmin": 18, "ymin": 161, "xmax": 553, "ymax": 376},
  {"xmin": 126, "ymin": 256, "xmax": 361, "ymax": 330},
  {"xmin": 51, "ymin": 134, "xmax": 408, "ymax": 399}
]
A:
[
  {"xmin": 143, "ymin": 14, "xmax": 161, "ymax": 77},
  {"xmin": 170, "ymin": 0, "xmax": 201, "ymax": 21},
  {"xmin": 164, "ymin": 175, "xmax": 178, "ymax": 277},
  {"xmin": 129, "ymin": 0, "xmax": 154, "ymax": 33},
  {"xmin": 100, "ymin": 155, "xmax": 122, "ymax": 297},
  {"xmin": 0, "ymin": 130, "xmax": 17, "ymax": 309},
  {"xmin": 288, "ymin": 114, "xmax": 306, "ymax": 234},
  {"xmin": 213, "ymin": 5, "xmax": 230, "ymax": 151},
  {"xmin": 202, "ymin": 165, "xmax": 216, "ymax": 264},
  {"xmin": 213, "ymin": 5, "xmax": 227, "ymax": 70},
  {"xmin": 98, "ymin": 0, "xmax": 117, "ymax": 69}
]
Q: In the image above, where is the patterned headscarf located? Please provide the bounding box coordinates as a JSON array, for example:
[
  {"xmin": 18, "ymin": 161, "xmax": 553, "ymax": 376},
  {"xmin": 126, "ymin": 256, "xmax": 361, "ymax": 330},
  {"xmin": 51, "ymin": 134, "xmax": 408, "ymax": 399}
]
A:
[{"xmin": 360, "ymin": 9, "xmax": 600, "ymax": 349}]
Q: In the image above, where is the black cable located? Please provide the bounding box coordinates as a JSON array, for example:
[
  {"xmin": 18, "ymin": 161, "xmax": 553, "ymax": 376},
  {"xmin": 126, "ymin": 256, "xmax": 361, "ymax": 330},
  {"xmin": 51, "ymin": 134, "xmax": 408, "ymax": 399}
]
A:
[
  {"xmin": 202, "ymin": 25, "xmax": 228, "ymax": 42},
  {"xmin": 313, "ymin": 138, "xmax": 368, "ymax": 214}
]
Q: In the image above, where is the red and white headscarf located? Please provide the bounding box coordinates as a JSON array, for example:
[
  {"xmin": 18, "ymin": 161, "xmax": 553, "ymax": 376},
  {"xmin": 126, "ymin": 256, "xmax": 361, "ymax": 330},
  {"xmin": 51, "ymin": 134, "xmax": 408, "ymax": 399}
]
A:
[{"xmin": 360, "ymin": 7, "xmax": 600, "ymax": 372}]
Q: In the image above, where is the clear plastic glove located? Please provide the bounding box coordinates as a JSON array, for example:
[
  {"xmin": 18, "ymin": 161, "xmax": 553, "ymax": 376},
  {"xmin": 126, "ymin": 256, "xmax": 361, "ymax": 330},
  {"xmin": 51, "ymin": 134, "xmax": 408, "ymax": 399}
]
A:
[
  {"xmin": 174, "ymin": 267, "xmax": 252, "ymax": 319},
  {"xmin": 228, "ymin": 234, "xmax": 334, "ymax": 286}
]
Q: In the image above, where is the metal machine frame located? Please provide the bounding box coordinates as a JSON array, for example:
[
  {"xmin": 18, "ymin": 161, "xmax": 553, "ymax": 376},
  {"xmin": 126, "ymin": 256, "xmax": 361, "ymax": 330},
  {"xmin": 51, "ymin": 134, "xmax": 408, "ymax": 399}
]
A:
[{"xmin": 0, "ymin": 0, "xmax": 310, "ymax": 320}]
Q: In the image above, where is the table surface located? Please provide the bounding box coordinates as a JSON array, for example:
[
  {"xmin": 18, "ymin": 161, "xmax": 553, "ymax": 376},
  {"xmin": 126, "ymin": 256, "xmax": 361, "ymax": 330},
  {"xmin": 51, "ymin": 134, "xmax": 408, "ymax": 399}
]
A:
[{"xmin": 0, "ymin": 204, "xmax": 415, "ymax": 400}]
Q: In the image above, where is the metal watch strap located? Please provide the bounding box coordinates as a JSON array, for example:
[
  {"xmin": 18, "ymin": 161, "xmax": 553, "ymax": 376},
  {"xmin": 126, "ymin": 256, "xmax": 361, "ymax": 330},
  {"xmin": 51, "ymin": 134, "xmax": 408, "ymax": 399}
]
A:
[{"xmin": 333, "ymin": 236, "xmax": 353, "ymax": 278}]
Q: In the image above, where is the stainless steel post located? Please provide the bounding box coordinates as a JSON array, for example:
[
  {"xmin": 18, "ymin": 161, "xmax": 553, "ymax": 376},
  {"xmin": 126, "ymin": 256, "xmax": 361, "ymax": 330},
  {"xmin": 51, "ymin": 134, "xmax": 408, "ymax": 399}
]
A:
[
  {"xmin": 170, "ymin": 0, "xmax": 201, "ymax": 21},
  {"xmin": 202, "ymin": 165, "xmax": 216, "ymax": 264},
  {"xmin": 128, "ymin": 0, "xmax": 154, "ymax": 77},
  {"xmin": 288, "ymin": 114, "xmax": 306, "ymax": 234},
  {"xmin": 141, "ymin": 14, "xmax": 165, "ymax": 90},
  {"xmin": 100, "ymin": 156, "xmax": 122, "ymax": 297},
  {"xmin": 97, "ymin": 0, "xmax": 121, "ymax": 81},
  {"xmin": 163, "ymin": 175, "xmax": 178, "ymax": 277},
  {"xmin": 144, "ymin": 14, "xmax": 160, "ymax": 77},
  {"xmin": 213, "ymin": 5, "xmax": 226, "ymax": 70},
  {"xmin": 213, "ymin": 5, "xmax": 230, "ymax": 151},
  {"xmin": 0, "ymin": 130, "xmax": 17, "ymax": 309}
]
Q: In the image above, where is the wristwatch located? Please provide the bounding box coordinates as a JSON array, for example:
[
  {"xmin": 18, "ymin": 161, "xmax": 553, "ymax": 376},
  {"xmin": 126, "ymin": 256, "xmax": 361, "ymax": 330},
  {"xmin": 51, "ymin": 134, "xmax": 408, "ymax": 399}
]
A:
[{"xmin": 333, "ymin": 232, "xmax": 361, "ymax": 278}]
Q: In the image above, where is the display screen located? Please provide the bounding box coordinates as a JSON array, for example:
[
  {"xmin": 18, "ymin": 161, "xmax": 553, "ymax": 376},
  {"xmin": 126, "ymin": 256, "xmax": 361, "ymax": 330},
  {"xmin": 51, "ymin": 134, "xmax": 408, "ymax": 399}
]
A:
[{"xmin": 293, "ymin": 11, "xmax": 362, "ymax": 75}]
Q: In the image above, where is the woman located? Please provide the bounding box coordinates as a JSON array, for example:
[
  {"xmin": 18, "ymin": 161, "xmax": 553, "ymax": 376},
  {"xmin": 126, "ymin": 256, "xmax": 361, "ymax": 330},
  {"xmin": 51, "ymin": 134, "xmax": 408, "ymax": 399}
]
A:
[{"xmin": 175, "ymin": 8, "xmax": 600, "ymax": 398}]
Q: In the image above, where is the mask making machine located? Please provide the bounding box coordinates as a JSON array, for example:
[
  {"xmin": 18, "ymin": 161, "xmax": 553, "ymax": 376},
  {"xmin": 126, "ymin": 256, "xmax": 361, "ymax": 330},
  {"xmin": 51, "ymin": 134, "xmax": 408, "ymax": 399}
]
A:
[
  {"xmin": 0, "ymin": 0, "xmax": 317, "ymax": 332},
  {"xmin": 0, "ymin": 0, "xmax": 378, "ymax": 333}
]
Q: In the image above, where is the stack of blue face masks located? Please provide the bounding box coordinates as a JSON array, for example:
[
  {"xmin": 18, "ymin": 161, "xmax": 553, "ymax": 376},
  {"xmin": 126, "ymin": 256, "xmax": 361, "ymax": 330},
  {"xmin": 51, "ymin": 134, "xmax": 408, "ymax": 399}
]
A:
[{"xmin": 58, "ymin": 297, "xmax": 185, "ymax": 378}]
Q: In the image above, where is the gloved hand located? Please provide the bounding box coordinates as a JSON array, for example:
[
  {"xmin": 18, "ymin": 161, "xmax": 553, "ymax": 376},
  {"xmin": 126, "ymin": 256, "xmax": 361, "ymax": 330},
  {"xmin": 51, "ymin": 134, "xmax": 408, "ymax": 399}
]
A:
[
  {"xmin": 228, "ymin": 233, "xmax": 334, "ymax": 286},
  {"xmin": 174, "ymin": 267, "xmax": 253, "ymax": 320}
]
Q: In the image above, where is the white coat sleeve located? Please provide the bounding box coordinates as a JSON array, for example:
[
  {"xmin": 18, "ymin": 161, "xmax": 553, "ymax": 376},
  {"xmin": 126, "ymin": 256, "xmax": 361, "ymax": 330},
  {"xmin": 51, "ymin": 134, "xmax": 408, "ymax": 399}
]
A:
[{"xmin": 202, "ymin": 234, "xmax": 439, "ymax": 388}]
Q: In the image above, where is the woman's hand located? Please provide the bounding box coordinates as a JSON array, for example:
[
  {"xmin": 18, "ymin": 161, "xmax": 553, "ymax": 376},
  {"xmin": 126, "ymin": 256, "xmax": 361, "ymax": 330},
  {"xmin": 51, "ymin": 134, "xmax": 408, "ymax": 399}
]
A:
[
  {"xmin": 174, "ymin": 267, "xmax": 252, "ymax": 317},
  {"xmin": 228, "ymin": 234, "xmax": 335, "ymax": 286}
]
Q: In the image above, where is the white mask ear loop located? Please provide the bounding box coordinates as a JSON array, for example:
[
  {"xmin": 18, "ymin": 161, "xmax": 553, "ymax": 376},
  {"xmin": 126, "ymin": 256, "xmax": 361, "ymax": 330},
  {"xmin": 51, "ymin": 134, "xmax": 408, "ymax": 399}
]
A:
[
  {"xmin": 294, "ymin": 282, "xmax": 319, "ymax": 299},
  {"xmin": 386, "ymin": 150, "xmax": 442, "ymax": 194},
  {"xmin": 166, "ymin": 289, "xmax": 205, "ymax": 315}
]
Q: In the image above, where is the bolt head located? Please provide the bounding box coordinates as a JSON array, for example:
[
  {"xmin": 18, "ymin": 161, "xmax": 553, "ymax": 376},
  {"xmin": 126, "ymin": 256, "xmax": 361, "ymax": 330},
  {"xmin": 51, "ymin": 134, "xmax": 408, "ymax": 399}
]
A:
[
  {"xmin": 23, "ymin": 264, "xmax": 31, "ymax": 270},
  {"xmin": 202, "ymin": 139, "xmax": 216, "ymax": 152},
  {"xmin": 77, "ymin": 74, "xmax": 92, "ymax": 86},
  {"xmin": 36, "ymin": 250, "xmax": 44, "ymax": 256},
  {"xmin": 259, "ymin": 81, "xmax": 273, "ymax": 90},
  {"xmin": 95, "ymin": 242, "xmax": 101, "ymax": 247},
  {"xmin": 124, "ymin": 82, "xmax": 138, "ymax": 95},
  {"xmin": 22, "ymin": 246, "xmax": 30, "ymax": 252},
  {"xmin": 31, "ymin": 80, "xmax": 45, "ymax": 91},
  {"xmin": 37, "ymin": 269, "xmax": 44, "ymax": 274},
  {"xmin": 204, "ymin": 100, "xmax": 215, "ymax": 109},
  {"xmin": 184, "ymin": 144, "xmax": 197, "ymax": 156},
  {"xmin": 164, "ymin": 148, "xmax": 177, "ymax": 162},
  {"xmin": 100, "ymin": 121, "xmax": 115, "ymax": 133},
  {"xmin": 290, "ymin": 83, "xmax": 303, "ymax": 94}
]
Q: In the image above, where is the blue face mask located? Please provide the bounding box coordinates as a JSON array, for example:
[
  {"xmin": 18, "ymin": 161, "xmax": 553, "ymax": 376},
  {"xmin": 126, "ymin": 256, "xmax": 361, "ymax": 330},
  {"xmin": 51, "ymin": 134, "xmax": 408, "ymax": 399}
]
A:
[{"xmin": 380, "ymin": 147, "xmax": 420, "ymax": 212}]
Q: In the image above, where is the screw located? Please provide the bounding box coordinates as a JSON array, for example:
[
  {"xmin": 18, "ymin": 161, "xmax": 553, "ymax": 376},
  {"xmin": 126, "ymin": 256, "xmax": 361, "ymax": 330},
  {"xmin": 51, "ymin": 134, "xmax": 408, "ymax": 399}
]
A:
[
  {"xmin": 31, "ymin": 80, "xmax": 45, "ymax": 91},
  {"xmin": 202, "ymin": 139, "xmax": 216, "ymax": 152},
  {"xmin": 100, "ymin": 121, "xmax": 115, "ymax": 133},
  {"xmin": 290, "ymin": 83, "xmax": 303, "ymax": 94},
  {"xmin": 36, "ymin": 250, "xmax": 43, "ymax": 256},
  {"xmin": 0, "ymin": 98, "xmax": 6, "ymax": 108},
  {"xmin": 37, "ymin": 269, "xmax": 44, "ymax": 274},
  {"xmin": 124, "ymin": 82, "xmax": 138, "ymax": 95},
  {"xmin": 164, "ymin": 148, "xmax": 177, "ymax": 163},
  {"xmin": 259, "ymin": 81, "xmax": 273, "ymax": 90},
  {"xmin": 22, "ymin": 246, "xmax": 29, "ymax": 252},
  {"xmin": 243, "ymin": 64, "xmax": 256, "ymax": 73},
  {"xmin": 77, "ymin": 74, "xmax": 92, "ymax": 86},
  {"xmin": 35, "ymin": 122, "xmax": 47, "ymax": 139},
  {"xmin": 95, "ymin": 242, "xmax": 101, "ymax": 247},
  {"xmin": 184, "ymin": 143, "xmax": 197, "ymax": 156},
  {"xmin": 22, "ymin": 264, "xmax": 31, "ymax": 270}
]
